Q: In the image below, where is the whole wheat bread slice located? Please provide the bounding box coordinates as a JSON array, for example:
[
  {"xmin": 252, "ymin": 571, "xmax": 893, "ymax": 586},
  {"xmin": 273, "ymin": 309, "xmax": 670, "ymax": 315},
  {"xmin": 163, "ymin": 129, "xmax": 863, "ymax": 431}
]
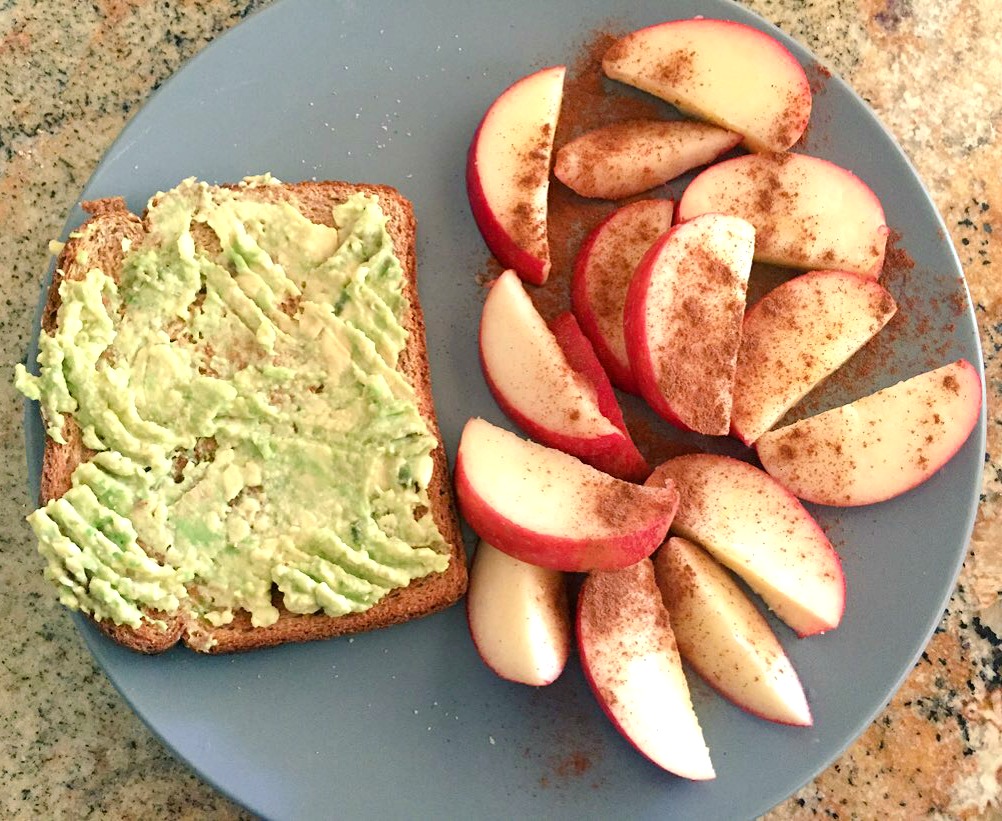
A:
[{"xmin": 37, "ymin": 180, "xmax": 467, "ymax": 653}]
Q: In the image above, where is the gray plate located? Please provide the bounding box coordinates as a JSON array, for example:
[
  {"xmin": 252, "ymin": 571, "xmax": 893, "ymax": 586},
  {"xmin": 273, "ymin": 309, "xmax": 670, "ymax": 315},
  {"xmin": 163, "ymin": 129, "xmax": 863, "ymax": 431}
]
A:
[{"xmin": 24, "ymin": 0, "xmax": 986, "ymax": 818}]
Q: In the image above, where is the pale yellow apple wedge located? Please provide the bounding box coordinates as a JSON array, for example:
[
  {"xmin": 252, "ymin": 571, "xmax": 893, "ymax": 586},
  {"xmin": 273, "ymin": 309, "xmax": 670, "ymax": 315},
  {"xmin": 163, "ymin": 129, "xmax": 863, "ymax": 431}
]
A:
[
  {"xmin": 654, "ymin": 537, "xmax": 812, "ymax": 726},
  {"xmin": 756, "ymin": 360, "xmax": 983, "ymax": 506},
  {"xmin": 466, "ymin": 540, "xmax": 570, "ymax": 686},
  {"xmin": 731, "ymin": 270, "xmax": 897, "ymax": 445}
]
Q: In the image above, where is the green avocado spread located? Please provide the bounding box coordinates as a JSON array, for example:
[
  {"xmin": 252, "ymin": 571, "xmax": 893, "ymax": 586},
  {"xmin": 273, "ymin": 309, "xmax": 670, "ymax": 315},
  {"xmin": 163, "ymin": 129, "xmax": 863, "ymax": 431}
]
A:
[{"xmin": 15, "ymin": 176, "xmax": 450, "ymax": 637}]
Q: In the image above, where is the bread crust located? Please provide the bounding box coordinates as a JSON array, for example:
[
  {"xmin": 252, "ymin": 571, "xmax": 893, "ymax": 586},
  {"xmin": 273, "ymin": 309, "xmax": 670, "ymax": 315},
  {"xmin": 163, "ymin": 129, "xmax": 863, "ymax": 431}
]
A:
[{"xmin": 37, "ymin": 181, "xmax": 467, "ymax": 654}]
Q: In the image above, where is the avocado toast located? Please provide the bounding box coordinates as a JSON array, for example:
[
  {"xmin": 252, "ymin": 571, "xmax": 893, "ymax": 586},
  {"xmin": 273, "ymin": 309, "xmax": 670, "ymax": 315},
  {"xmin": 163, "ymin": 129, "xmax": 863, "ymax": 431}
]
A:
[{"xmin": 17, "ymin": 176, "xmax": 467, "ymax": 653}]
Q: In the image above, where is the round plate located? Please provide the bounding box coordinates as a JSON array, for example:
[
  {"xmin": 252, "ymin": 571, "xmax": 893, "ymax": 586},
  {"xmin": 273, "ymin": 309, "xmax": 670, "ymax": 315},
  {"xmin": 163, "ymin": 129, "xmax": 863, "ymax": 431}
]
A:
[{"xmin": 24, "ymin": 0, "xmax": 986, "ymax": 818}]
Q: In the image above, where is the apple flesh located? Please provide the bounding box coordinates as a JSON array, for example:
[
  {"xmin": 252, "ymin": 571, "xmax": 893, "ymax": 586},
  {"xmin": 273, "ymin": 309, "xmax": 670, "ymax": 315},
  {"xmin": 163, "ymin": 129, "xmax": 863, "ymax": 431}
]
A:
[
  {"xmin": 480, "ymin": 269, "xmax": 646, "ymax": 480},
  {"xmin": 454, "ymin": 418, "xmax": 679, "ymax": 572},
  {"xmin": 653, "ymin": 537, "xmax": 812, "ymax": 726},
  {"xmin": 602, "ymin": 18, "xmax": 811, "ymax": 153},
  {"xmin": 731, "ymin": 270, "xmax": 898, "ymax": 445},
  {"xmin": 677, "ymin": 152, "xmax": 889, "ymax": 278},
  {"xmin": 554, "ymin": 119, "xmax": 741, "ymax": 199},
  {"xmin": 467, "ymin": 65, "xmax": 565, "ymax": 285},
  {"xmin": 624, "ymin": 213, "xmax": 755, "ymax": 435},
  {"xmin": 548, "ymin": 311, "xmax": 649, "ymax": 481},
  {"xmin": 571, "ymin": 199, "xmax": 674, "ymax": 394},
  {"xmin": 577, "ymin": 559, "xmax": 715, "ymax": 780},
  {"xmin": 466, "ymin": 540, "xmax": 570, "ymax": 686},
  {"xmin": 756, "ymin": 359, "xmax": 983, "ymax": 506},
  {"xmin": 647, "ymin": 453, "xmax": 844, "ymax": 637}
]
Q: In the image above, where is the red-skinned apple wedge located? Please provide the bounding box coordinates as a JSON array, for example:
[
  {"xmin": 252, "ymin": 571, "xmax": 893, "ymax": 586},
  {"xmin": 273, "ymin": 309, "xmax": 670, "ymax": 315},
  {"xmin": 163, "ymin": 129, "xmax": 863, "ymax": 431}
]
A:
[
  {"xmin": 677, "ymin": 152, "xmax": 889, "ymax": 278},
  {"xmin": 602, "ymin": 19, "xmax": 812, "ymax": 153},
  {"xmin": 554, "ymin": 119, "xmax": 741, "ymax": 199},
  {"xmin": 756, "ymin": 360, "xmax": 983, "ymax": 506},
  {"xmin": 455, "ymin": 418, "xmax": 679, "ymax": 572},
  {"xmin": 731, "ymin": 270, "xmax": 898, "ymax": 445},
  {"xmin": 479, "ymin": 270, "xmax": 646, "ymax": 480},
  {"xmin": 571, "ymin": 199, "xmax": 674, "ymax": 394},
  {"xmin": 577, "ymin": 559, "xmax": 715, "ymax": 780},
  {"xmin": 624, "ymin": 213, "xmax": 755, "ymax": 435},
  {"xmin": 466, "ymin": 65, "xmax": 565, "ymax": 285},
  {"xmin": 653, "ymin": 537, "xmax": 812, "ymax": 726},
  {"xmin": 466, "ymin": 540, "xmax": 570, "ymax": 686},
  {"xmin": 647, "ymin": 453, "xmax": 844, "ymax": 637},
  {"xmin": 548, "ymin": 311, "xmax": 649, "ymax": 481}
]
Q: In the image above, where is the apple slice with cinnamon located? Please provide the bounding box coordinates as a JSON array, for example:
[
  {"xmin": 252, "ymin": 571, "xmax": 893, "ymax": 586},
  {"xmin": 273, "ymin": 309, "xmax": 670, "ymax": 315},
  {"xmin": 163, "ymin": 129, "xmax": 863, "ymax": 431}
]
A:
[
  {"xmin": 653, "ymin": 537, "xmax": 812, "ymax": 726},
  {"xmin": 624, "ymin": 213, "xmax": 755, "ymax": 435},
  {"xmin": 554, "ymin": 119, "xmax": 741, "ymax": 199},
  {"xmin": 648, "ymin": 453, "xmax": 845, "ymax": 637},
  {"xmin": 455, "ymin": 418, "xmax": 678, "ymax": 572},
  {"xmin": 756, "ymin": 360, "xmax": 983, "ymax": 506},
  {"xmin": 602, "ymin": 18, "xmax": 812, "ymax": 153},
  {"xmin": 731, "ymin": 270, "xmax": 898, "ymax": 445},
  {"xmin": 571, "ymin": 199, "xmax": 674, "ymax": 394},
  {"xmin": 479, "ymin": 270, "xmax": 646, "ymax": 480},
  {"xmin": 577, "ymin": 559, "xmax": 715, "ymax": 779},
  {"xmin": 467, "ymin": 65, "xmax": 565, "ymax": 285},
  {"xmin": 677, "ymin": 152, "xmax": 889, "ymax": 278}
]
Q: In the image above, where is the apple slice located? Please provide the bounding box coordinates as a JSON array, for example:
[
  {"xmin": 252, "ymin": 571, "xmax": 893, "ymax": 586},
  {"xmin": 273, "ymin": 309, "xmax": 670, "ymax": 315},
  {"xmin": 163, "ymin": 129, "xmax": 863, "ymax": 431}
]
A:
[
  {"xmin": 602, "ymin": 19, "xmax": 811, "ymax": 153},
  {"xmin": 624, "ymin": 213, "xmax": 755, "ymax": 435},
  {"xmin": 571, "ymin": 199, "xmax": 674, "ymax": 394},
  {"xmin": 756, "ymin": 360, "xmax": 983, "ymax": 506},
  {"xmin": 577, "ymin": 559, "xmax": 715, "ymax": 780},
  {"xmin": 730, "ymin": 270, "xmax": 898, "ymax": 445},
  {"xmin": 455, "ymin": 419, "xmax": 678, "ymax": 572},
  {"xmin": 647, "ymin": 453, "xmax": 844, "ymax": 637},
  {"xmin": 677, "ymin": 152, "xmax": 889, "ymax": 278},
  {"xmin": 467, "ymin": 65, "xmax": 565, "ymax": 285},
  {"xmin": 466, "ymin": 540, "xmax": 570, "ymax": 686},
  {"xmin": 553, "ymin": 119, "xmax": 741, "ymax": 199},
  {"xmin": 548, "ymin": 311, "xmax": 649, "ymax": 481},
  {"xmin": 653, "ymin": 537, "xmax": 812, "ymax": 726},
  {"xmin": 480, "ymin": 270, "xmax": 646, "ymax": 480}
]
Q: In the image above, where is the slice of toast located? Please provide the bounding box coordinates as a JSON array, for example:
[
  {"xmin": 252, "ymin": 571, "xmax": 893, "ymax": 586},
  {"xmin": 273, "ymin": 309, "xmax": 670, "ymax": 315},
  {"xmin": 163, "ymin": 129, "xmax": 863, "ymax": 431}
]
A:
[{"xmin": 35, "ymin": 180, "xmax": 467, "ymax": 654}]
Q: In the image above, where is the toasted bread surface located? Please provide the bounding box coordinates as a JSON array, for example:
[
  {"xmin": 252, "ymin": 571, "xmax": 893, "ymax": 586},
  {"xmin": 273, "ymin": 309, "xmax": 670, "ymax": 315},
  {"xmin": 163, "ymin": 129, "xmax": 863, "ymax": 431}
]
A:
[{"xmin": 37, "ymin": 181, "xmax": 466, "ymax": 654}]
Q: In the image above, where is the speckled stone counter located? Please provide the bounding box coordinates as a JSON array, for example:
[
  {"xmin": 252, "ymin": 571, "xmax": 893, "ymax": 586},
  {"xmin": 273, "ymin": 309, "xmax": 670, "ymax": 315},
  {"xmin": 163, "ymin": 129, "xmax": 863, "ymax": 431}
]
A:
[{"xmin": 1, "ymin": 1, "xmax": 999, "ymax": 818}]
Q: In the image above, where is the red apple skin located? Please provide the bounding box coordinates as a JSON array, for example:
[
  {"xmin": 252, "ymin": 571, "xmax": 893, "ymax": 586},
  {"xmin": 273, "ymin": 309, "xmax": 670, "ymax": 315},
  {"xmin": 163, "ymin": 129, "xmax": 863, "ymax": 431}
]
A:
[
  {"xmin": 466, "ymin": 66, "xmax": 564, "ymax": 285},
  {"xmin": 624, "ymin": 230, "xmax": 692, "ymax": 431},
  {"xmin": 549, "ymin": 311, "xmax": 649, "ymax": 482},
  {"xmin": 467, "ymin": 139, "xmax": 549, "ymax": 285},
  {"xmin": 455, "ymin": 450, "xmax": 678, "ymax": 571},
  {"xmin": 570, "ymin": 199, "xmax": 674, "ymax": 394}
]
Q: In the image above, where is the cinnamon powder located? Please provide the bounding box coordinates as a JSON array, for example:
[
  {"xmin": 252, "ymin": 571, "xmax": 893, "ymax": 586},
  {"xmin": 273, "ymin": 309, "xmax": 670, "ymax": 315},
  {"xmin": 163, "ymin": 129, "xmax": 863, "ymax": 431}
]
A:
[{"xmin": 534, "ymin": 29, "xmax": 703, "ymax": 456}]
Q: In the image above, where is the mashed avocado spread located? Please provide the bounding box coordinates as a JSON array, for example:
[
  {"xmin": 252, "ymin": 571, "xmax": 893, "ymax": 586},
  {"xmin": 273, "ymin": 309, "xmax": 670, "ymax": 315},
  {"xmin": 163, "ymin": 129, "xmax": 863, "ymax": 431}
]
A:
[{"xmin": 15, "ymin": 176, "xmax": 450, "ymax": 635}]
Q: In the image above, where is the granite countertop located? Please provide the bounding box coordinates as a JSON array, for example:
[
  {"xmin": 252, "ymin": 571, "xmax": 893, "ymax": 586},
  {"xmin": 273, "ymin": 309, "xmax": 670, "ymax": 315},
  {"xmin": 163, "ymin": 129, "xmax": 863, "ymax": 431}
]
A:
[{"xmin": 1, "ymin": 1, "xmax": 999, "ymax": 818}]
